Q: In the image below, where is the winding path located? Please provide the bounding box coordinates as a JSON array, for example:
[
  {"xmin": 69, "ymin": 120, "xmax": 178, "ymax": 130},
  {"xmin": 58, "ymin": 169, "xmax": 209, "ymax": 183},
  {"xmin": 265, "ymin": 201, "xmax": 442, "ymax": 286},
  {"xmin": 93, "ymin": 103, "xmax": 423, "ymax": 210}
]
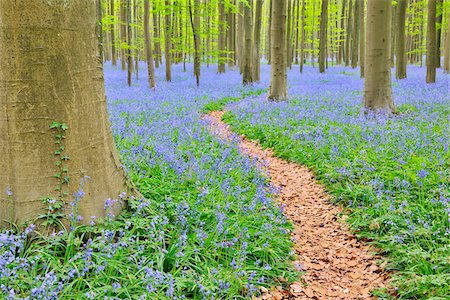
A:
[{"xmin": 206, "ymin": 111, "xmax": 390, "ymax": 300}]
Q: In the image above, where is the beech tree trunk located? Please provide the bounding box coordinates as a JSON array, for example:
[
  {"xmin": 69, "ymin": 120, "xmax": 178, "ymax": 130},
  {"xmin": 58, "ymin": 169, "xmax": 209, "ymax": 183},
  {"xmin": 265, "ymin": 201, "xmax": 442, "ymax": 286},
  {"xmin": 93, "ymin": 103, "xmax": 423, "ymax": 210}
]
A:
[
  {"xmin": 426, "ymin": 0, "xmax": 437, "ymax": 83},
  {"xmin": 218, "ymin": 0, "xmax": 226, "ymax": 73},
  {"xmin": 396, "ymin": 0, "xmax": 407, "ymax": 79},
  {"xmin": 110, "ymin": 0, "xmax": 117, "ymax": 66},
  {"xmin": 144, "ymin": 0, "xmax": 156, "ymax": 89},
  {"xmin": 345, "ymin": 0, "xmax": 353, "ymax": 66},
  {"xmin": 359, "ymin": 0, "xmax": 365, "ymax": 78},
  {"xmin": 153, "ymin": 12, "xmax": 161, "ymax": 68},
  {"xmin": 300, "ymin": 0, "xmax": 306, "ymax": 73},
  {"xmin": 120, "ymin": 1, "xmax": 127, "ymax": 70},
  {"xmin": 351, "ymin": 0, "xmax": 360, "ymax": 69},
  {"xmin": 253, "ymin": 0, "xmax": 264, "ymax": 82},
  {"xmin": 319, "ymin": 0, "xmax": 328, "ymax": 73},
  {"xmin": 0, "ymin": 0, "xmax": 128, "ymax": 227},
  {"xmin": 436, "ymin": 0, "xmax": 443, "ymax": 68},
  {"xmin": 338, "ymin": 0, "xmax": 347, "ymax": 65},
  {"xmin": 444, "ymin": 11, "xmax": 450, "ymax": 73},
  {"xmin": 364, "ymin": 0, "xmax": 395, "ymax": 112},
  {"xmin": 268, "ymin": 0, "xmax": 287, "ymax": 101},
  {"xmin": 188, "ymin": 0, "xmax": 200, "ymax": 86},
  {"xmin": 242, "ymin": 0, "xmax": 254, "ymax": 85},
  {"xmin": 165, "ymin": 0, "xmax": 172, "ymax": 81}
]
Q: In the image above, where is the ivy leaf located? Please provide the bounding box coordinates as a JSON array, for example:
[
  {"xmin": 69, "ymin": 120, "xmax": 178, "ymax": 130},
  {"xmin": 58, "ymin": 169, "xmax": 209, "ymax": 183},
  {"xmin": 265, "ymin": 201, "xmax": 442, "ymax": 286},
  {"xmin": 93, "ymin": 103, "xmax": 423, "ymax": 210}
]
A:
[
  {"xmin": 50, "ymin": 121, "xmax": 60, "ymax": 129},
  {"xmin": 61, "ymin": 123, "xmax": 69, "ymax": 131}
]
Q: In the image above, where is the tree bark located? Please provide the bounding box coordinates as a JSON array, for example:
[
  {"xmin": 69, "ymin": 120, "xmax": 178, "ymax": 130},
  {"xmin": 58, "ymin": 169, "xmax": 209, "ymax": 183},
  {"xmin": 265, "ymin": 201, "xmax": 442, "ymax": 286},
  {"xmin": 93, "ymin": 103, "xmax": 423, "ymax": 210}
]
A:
[
  {"xmin": 359, "ymin": 0, "xmax": 365, "ymax": 77},
  {"xmin": 300, "ymin": 0, "xmax": 306, "ymax": 73},
  {"xmin": 110, "ymin": 0, "xmax": 117, "ymax": 66},
  {"xmin": 345, "ymin": 0, "xmax": 353, "ymax": 66},
  {"xmin": 319, "ymin": 0, "xmax": 328, "ymax": 73},
  {"xmin": 426, "ymin": 0, "xmax": 437, "ymax": 83},
  {"xmin": 218, "ymin": 0, "xmax": 226, "ymax": 73},
  {"xmin": 444, "ymin": 10, "xmax": 450, "ymax": 73},
  {"xmin": 127, "ymin": 0, "xmax": 132, "ymax": 86},
  {"xmin": 268, "ymin": 0, "xmax": 287, "ymax": 100},
  {"xmin": 253, "ymin": 0, "xmax": 264, "ymax": 81},
  {"xmin": 338, "ymin": 0, "xmax": 347, "ymax": 65},
  {"xmin": 242, "ymin": 0, "xmax": 254, "ymax": 84},
  {"xmin": 396, "ymin": 0, "xmax": 407, "ymax": 79},
  {"xmin": 153, "ymin": 10, "xmax": 161, "ymax": 68},
  {"xmin": 351, "ymin": 0, "xmax": 359, "ymax": 69},
  {"xmin": 364, "ymin": 0, "xmax": 395, "ymax": 112},
  {"xmin": 0, "ymin": 0, "xmax": 128, "ymax": 227},
  {"xmin": 144, "ymin": 0, "xmax": 156, "ymax": 89},
  {"xmin": 165, "ymin": 0, "xmax": 172, "ymax": 81},
  {"xmin": 120, "ymin": 1, "xmax": 127, "ymax": 70},
  {"xmin": 436, "ymin": 0, "xmax": 443, "ymax": 68},
  {"xmin": 188, "ymin": 0, "xmax": 201, "ymax": 86}
]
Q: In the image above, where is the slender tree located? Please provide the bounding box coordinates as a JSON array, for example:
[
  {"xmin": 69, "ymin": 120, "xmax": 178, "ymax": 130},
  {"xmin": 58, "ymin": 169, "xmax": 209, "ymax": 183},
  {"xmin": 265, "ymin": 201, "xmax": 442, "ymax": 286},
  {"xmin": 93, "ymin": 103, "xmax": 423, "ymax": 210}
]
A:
[
  {"xmin": 396, "ymin": 0, "xmax": 407, "ymax": 79},
  {"xmin": 242, "ymin": 0, "xmax": 254, "ymax": 84},
  {"xmin": 359, "ymin": 0, "xmax": 365, "ymax": 77},
  {"xmin": 165, "ymin": 0, "xmax": 172, "ymax": 81},
  {"xmin": 319, "ymin": 0, "xmax": 329, "ymax": 73},
  {"xmin": 426, "ymin": 0, "xmax": 437, "ymax": 83},
  {"xmin": 444, "ymin": 10, "xmax": 450, "ymax": 73},
  {"xmin": 364, "ymin": 0, "xmax": 395, "ymax": 112},
  {"xmin": 268, "ymin": 0, "xmax": 287, "ymax": 100},
  {"xmin": 127, "ymin": 0, "xmax": 133, "ymax": 86},
  {"xmin": 144, "ymin": 0, "xmax": 156, "ymax": 89},
  {"xmin": 253, "ymin": 0, "xmax": 264, "ymax": 81},
  {"xmin": 0, "ymin": 0, "xmax": 128, "ymax": 227},
  {"xmin": 218, "ymin": 0, "xmax": 226, "ymax": 73},
  {"xmin": 110, "ymin": 0, "xmax": 117, "ymax": 66}
]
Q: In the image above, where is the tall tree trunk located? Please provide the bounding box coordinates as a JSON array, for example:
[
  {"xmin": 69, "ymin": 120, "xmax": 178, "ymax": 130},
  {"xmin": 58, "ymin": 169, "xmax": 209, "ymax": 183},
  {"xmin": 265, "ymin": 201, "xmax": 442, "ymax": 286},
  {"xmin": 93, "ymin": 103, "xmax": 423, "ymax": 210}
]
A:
[
  {"xmin": 359, "ymin": 0, "xmax": 365, "ymax": 77},
  {"xmin": 242, "ymin": 0, "xmax": 254, "ymax": 85},
  {"xmin": 338, "ymin": 0, "xmax": 347, "ymax": 65},
  {"xmin": 0, "ymin": 0, "xmax": 128, "ymax": 227},
  {"xmin": 319, "ymin": 0, "xmax": 328, "ymax": 73},
  {"xmin": 267, "ymin": 0, "xmax": 272, "ymax": 64},
  {"xmin": 237, "ymin": 2, "xmax": 245, "ymax": 72},
  {"xmin": 188, "ymin": 0, "xmax": 201, "ymax": 86},
  {"xmin": 96, "ymin": 0, "xmax": 104, "ymax": 62},
  {"xmin": 444, "ymin": 11, "xmax": 450, "ymax": 73},
  {"xmin": 436, "ymin": 0, "xmax": 443, "ymax": 68},
  {"xmin": 165, "ymin": 0, "xmax": 172, "ymax": 81},
  {"xmin": 121, "ymin": 1, "xmax": 127, "ymax": 70},
  {"xmin": 253, "ymin": 0, "xmax": 264, "ymax": 81},
  {"xmin": 345, "ymin": 0, "xmax": 353, "ymax": 66},
  {"xmin": 286, "ymin": 0, "xmax": 292, "ymax": 69},
  {"xmin": 300, "ymin": 0, "xmax": 306, "ymax": 73},
  {"xmin": 110, "ymin": 0, "xmax": 117, "ymax": 66},
  {"xmin": 294, "ymin": 0, "xmax": 300, "ymax": 64},
  {"xmin": 227, "ymin": 1, "xmax": 236, "ymax": 68},
  {"xmin": 127, "ymin": 0, "xmax": 132, "ymax": 86},
  {"xmin": 396, "ymin": 0, "xmax": 407, "ymax": 79},
  {"xmin": 218, "ymin": 0, "xmax": 226, "ymax": 73},
  {"xmin": 144, "ymin": 0, "xmax": 156, "ymax": 88},
  {"xmin": 426, "ymin": 0, "xmax": 437, "ymax": 83},
  {"xmin": 390, "ymin": 3, "xmax": 396, "ymax": 67},
  {"xmin": 268, "ymin": 0, "xmax": 287, "ymax": 100},
  {"xmin": 153, "ymin": 11, "xmax": 161, "ymax": 68},
  {"xmin": 364, "ymin": 0, "xmax": 395, "ymax": 112},
  {"xmin": 351, "ymin": 0, "xmax": 360, "ymax": 68}
]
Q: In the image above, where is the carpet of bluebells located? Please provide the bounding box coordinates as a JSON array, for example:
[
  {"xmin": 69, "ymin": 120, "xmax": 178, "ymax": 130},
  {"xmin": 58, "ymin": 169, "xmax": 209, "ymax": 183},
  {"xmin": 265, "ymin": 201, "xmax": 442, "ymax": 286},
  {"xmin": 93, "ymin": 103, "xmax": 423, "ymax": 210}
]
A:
[
  {"xmin": 0, "ymin": 63, "xmax": 298, "ymax": 299},
  {"xmin": 224, "ymin": 65, "xmax": 450, "ymax": 298}
]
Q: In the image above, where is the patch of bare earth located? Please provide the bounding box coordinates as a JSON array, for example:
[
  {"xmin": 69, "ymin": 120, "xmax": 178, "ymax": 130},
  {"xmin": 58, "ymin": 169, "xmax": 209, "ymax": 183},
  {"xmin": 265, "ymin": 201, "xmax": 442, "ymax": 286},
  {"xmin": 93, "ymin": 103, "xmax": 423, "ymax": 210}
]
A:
[{"xmin": 205, "ymin": 111, "xmax": 391, "ymax": 300}]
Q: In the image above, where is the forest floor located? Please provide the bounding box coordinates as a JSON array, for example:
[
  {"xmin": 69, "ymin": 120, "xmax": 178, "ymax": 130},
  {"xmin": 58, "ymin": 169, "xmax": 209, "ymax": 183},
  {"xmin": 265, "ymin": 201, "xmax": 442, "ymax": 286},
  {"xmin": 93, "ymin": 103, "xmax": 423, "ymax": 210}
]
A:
[{"xmin": 206, "ymin": 110, "xmax": 390, "ymax": 299}]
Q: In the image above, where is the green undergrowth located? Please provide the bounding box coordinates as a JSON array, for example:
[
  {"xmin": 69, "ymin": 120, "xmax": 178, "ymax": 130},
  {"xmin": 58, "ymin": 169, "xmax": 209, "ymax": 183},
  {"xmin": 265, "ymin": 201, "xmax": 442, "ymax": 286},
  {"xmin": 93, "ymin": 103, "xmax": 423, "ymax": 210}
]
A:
[{"xmin": 222, "ymin": 97, "xmax": 450, "ymax": 299}]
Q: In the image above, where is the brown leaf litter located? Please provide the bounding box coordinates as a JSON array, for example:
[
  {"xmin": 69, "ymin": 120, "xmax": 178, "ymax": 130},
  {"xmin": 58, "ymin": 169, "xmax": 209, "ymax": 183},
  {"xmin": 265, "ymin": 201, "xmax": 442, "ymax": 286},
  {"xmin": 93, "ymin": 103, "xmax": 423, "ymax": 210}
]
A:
[{"xmin": 205, "ymin": 111, "xmax": 391, "ymax": 299}]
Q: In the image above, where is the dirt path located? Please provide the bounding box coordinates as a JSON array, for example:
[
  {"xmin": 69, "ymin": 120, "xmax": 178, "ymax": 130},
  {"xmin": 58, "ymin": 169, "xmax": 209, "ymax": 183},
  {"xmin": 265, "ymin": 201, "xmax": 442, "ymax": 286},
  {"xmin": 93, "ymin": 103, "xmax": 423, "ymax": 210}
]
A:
[{"xmin": 206, "ymin": 111, "xmax": 390, "ymax": 299}]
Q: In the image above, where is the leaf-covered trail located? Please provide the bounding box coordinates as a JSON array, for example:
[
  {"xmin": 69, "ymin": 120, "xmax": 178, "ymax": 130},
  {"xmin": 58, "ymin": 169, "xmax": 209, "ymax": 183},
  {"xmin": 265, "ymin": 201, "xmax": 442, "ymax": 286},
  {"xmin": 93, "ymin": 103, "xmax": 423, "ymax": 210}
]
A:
[{"xmin": 206, "ymin": 111, "xmax": 390, "ymax": 299}]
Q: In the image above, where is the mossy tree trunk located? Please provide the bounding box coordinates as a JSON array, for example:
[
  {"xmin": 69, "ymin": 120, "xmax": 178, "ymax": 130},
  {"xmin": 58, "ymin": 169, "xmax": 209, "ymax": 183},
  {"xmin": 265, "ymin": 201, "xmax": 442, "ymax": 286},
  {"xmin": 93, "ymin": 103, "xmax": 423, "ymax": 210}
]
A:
[{"xmin": 0, "ymin": 0, "xmax": 128, "ymax": 227}]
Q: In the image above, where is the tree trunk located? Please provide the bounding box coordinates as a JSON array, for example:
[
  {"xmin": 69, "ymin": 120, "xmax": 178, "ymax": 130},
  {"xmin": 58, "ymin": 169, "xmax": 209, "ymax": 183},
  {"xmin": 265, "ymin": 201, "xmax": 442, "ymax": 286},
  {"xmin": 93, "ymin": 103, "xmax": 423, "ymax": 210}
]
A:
[
  {"xmin": 359, "ymin": 0, "xmax": 365, "ymax": 77},
  {"xmin": 218, "ymin": 0, "xmax": 226, "ymax": 73},
  {"xmin": 110, "ymin": 0, "xmax": 117, "ymax": 66},
  {"xmin": 436, "ymin": 0, "xmax": 443, "ymax": 68},
  {"xmin": 286, "ymin": 0, "xmax": 292, "ymax": 69},
  {"xmin": 188, "ymin": 0, "xmax": 201, "ymax": 86},
  {"xmin": 338, "ymin": 0, "xmax": 347, "ymax": 65},
  {"xmin": 165, "ymin": 0, "xmax": 172, "ymax": 81},
  {"xmin": 144, "ymin": 0, "xmax": 156, "ymax": 89},
  {"xmin": 268, "ymin": 0, "xmax": 287, "ymax": 100},
  {"xmin": 227, "ymin": 1, "xmax": 236, "ymax": 68},
  {"xmin": 300, "ymin": 0, "xmax": 306, "ymax": 73},
  {"xmin": 267, "ymin": 0, "xmax": 272, "ymax": 64},
  {"xmin": 396, "ymin": 0, "xmax": 407, "ymax": 79},
  {"xmin": 253, "ymin": 0, "xmax": 264, "ymax": 81},
  {"xmin": 242, "ymin": 0, "xmax": 254, "ymax": 85},
  {"xmin": 319, "ymin": 0, "xmax": 328, "ymax": 73},
  {"xmin": 345, "ymin": 0, "xmax": 353, "ymax": 66},
  {"xmin": 0, "ymin": 0, "xmax": 128, "ymax": 227},
  {"xmin": 120, "ymin": 1, "xmax": 127, "ymax": 70},
  {"xmin": 127, "ymin": 0, "xmax": 132, "ymax": 86},
  {"xmin": 153, "ymin": 11, "xmax": 161, "ymax": 68},
  {"xmin": 364, "ymin": 0, "xmax": 395, "ymax": 112},
  {"xmin": 426, "ymin": 0, "xmax": 437, "ymax": 83},
  {"xmin": 351, "ymin": 0, "xmax": 359, "ymax": 69},
  {"xmin": 444, "ymin": 11, "xmax": 450, "ymax": 73}
]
